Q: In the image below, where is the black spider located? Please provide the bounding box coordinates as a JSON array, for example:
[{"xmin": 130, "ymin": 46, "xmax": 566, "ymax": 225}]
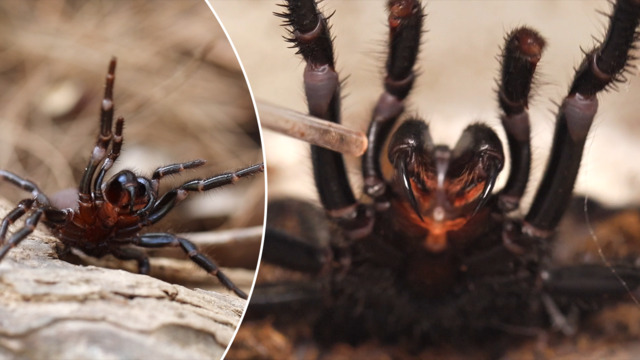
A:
[
  {"xmin": 0, "ymin": 58, "xmax": 264, "ymax": 299},
  {"xmin": 242, "ymin": 0, "xmax": 640, "ymax": 354}
]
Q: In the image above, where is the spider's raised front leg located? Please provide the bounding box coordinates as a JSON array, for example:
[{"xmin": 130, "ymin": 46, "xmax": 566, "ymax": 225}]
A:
[
  {"xmin": 93, "ymin": 116, "xmax": 124, "ymax": 200},
  {"xmin": 130, "ymin": 233, "xmax": 247, "ymax": 299},
  {"xmin": 252, "ymin": 0, "xmax": 425, "ymax": 318},
  {"xmin": 517, "ymin": 0, "xmax": 640, "ymax": 301},
  {"xmin": 496, "ymin": 27, "xmax": 545, "ymax": 212},
  {"xmin": 79, "ymin": 57, "xmax": 117, "ymax": 207},
  {"xmin": 362, "ymin": 0, "xmax": 423, "ymax": 209},
  {"xmin": 277, "ymin": 0, "xmax": 371, "ymax": 239},
  {"xmin": 525, "ymin": 0, "xmax": 640, "ymax": 234}
]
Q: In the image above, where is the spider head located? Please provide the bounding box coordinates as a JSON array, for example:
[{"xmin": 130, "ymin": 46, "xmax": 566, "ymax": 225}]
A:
[
  {"xmin": 388, "ymin": 120, "xmax": 504, "ymax": 252},
  {"xmin": 103, "ymin": 170, "xmax": 154, "ymax": 214}
]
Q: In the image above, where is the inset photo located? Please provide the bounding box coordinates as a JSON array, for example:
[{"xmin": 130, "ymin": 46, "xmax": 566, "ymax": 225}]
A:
[{"xmin": 0, "ymin": 1, "xmax": 264, "ymax": 359}]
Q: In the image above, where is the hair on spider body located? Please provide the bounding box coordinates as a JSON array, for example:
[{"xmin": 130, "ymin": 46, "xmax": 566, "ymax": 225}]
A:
[
  {"xmin": 240, "ymin": 0, "xmax": 640, "ymax": 355},
  {"xmin": 0, "ymin": 58, "xmax": 264, "ymax": 299}
]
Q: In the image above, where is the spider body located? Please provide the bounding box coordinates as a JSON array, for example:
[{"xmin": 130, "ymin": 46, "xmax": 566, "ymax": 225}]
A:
[
  {"xmin": 0, "ymin": 58, "xmax": 263, "ymax": 299},
  {"xmin": 244, "ymin": 0, "xmax": 640, "ymax": 354}
]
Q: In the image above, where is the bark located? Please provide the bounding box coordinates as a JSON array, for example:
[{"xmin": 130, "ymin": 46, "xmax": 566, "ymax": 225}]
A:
[{"xmin": 0, "ymin": 201, "xmax": 247, "ymax": 360}]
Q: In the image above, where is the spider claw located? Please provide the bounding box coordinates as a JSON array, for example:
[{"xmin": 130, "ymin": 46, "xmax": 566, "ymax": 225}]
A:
[
  {"xmin": 399, "ymin": 159, "xmax": 423, "ymax": 221},
  {"xmin": 473, "ymin": 162, "xmax": 500, "ymax": 216},
  {"xmin": 127, "ymin": 186, "xmax": 136, "ymax": 213}
]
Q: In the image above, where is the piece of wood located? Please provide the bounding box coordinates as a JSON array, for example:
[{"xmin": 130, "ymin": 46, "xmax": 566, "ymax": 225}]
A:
[{"xmin": 0, "ymin": 201, "xmax": 246, "ymax": 360}]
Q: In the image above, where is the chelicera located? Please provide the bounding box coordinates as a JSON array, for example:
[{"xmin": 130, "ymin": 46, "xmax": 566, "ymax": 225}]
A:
[
  {"xmin": 245, "ymin": 0, "xmax": 640, "ymax": 353},
  {"xmin": 0, "ymin": 58, "xmax": 263, "ymax": 299}
]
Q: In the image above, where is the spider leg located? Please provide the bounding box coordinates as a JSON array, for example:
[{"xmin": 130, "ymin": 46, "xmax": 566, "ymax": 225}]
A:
[
  {"xmin": 131, "ymin": 233, "xmax": 247, "ymax": 299},
  {"xmin": 0, "ymin": 170, "xmax": 51, "ymax": 205},
  {"xmin": 122, "ymin": 160, "xmax": 207, "ymax": 217},
  {"xmin": 496, "ymin": 28, "xmax": 546, "ymax": 212},
  {"xmin": 146, "ymin": 163, "xmax": 263, "ymax": 225},
  {"xmin": 362, "ymin": 0, "xmax": 423, "ymax": 207},
  {"xmin": 150, "ymin": 159, "xmax": 206, "ymax": 191},
  {"xmin": 542, "ymin": 264, "xmax": 640, "ymax": 298},
  {"xmin": 0, "ymin": 208, "xmax": 44, "ymax": 261},
  {"xmin": 110, "ymin": 247, "xmax": 150, "ymax": 275},
  {"xmin": 93, "ymin": 116, "xmax": 124, "ymax": 200},
  {"xmin": 525, "ymin": 0, "xmax": 640, "ymax": 234},
  {"xmin": 0, "ymin": 171, "xmax": 70, "ymax": 247},
  {"xmin": 253, "ymin": 199, "xmax": 340, "ymax": 319},
  {"xmin": 79, "ymin": 58, "xmax": 116, "ymax": 205},
  {"xmin": 111, "ymin": 160, "xmax": 205, "ymax": 219},
  {"xmin": 262, "ymin": 228, "xmax": 329, "ymax": 274},
  {"xmin": 277, "ymin": 0, "xmax": 372, "ymax": 238},
  {"xmin": 0, "ymin": 200, "xmax": 70, "ymax": 259},
  {"xmin": 244, "ymin": 282, "xmax": 324, "ymax": 321},
  {"xmin": 0, "ymin": 199, "xmax": 35, "ymax": 244},
  {"xmin": 114, "ymin": 163, "xmax": 264, "ymax": 235}
]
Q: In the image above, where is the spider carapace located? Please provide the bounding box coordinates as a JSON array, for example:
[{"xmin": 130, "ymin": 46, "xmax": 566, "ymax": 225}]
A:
[
  {"xmin": 242, "ymin": 0, "xmax": 640, "ymax": 354},
  {"xmin": 0, "ymin": 58, "xmax": 264, "ymax": 299}
]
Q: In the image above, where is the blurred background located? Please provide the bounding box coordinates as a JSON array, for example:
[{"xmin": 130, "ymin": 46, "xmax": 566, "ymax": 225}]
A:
[
  {"xmin": 0, "ymin": 0, "xmax": 264, "ymax": 294},
  {"xmin": 214, "ymin": 0, "xmax": 640, "ymax": 211}
]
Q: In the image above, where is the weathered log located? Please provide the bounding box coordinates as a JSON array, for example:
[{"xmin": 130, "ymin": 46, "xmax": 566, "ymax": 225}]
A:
[{"xmin": 0, "ymin": 201, "xmax": 246, "ymax": 360}]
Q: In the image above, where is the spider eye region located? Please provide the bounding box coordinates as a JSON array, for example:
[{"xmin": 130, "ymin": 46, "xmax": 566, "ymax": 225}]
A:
[{"xmin": 104, "ymin": 170, "xmax": 151, "ymax": 213}]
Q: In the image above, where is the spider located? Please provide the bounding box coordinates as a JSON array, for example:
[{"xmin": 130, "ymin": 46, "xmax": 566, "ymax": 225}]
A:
[
  {"xmin": 237, "ymin": 0, "xmax": 640, "ymax": 356},
  {"xmin": 0, "ymin": 58, "xmax": 263, "ymax": 300}
]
